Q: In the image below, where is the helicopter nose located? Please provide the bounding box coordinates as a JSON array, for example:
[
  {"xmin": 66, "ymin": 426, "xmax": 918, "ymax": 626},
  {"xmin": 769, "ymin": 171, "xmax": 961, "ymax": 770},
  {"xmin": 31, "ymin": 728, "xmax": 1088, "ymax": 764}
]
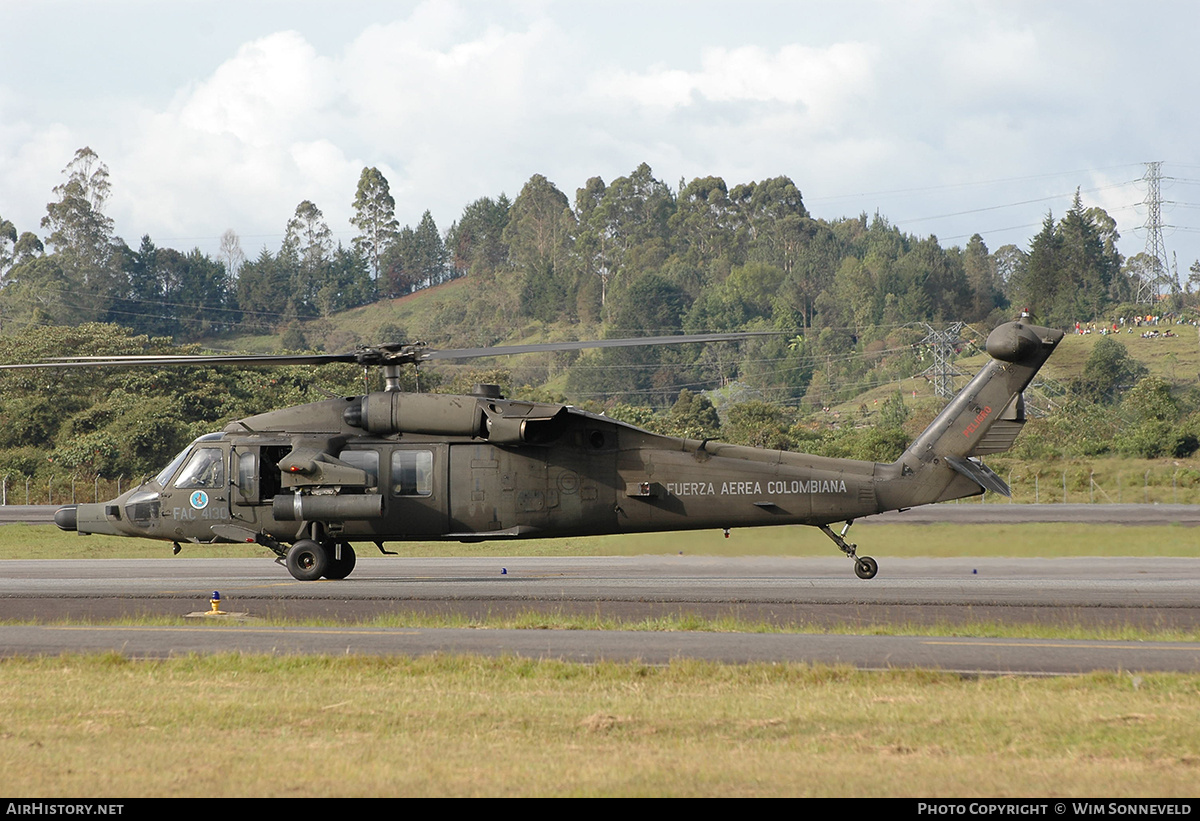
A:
[{"xmin": 54, "ymin": 505, "xmax": 78, "ymax": 532}]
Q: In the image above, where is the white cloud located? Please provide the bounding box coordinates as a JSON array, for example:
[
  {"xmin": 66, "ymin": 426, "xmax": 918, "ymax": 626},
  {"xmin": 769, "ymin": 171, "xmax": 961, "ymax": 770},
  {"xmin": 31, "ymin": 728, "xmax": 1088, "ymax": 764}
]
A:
[
  {"xmin": 179, "ymin": 31, "xmax": 337, "ymax": 148},
  {"xmin": 592, "ymin": 42, "xmax": 875, "ymax": 119}
]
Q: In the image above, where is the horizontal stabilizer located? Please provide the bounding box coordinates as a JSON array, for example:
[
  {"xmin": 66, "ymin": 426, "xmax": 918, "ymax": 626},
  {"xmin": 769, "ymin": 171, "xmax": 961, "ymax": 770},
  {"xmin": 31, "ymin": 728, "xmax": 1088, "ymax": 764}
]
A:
[
  {"xmin": 945, "ymin": 456, "xmax": 1011, "ymax": 497},
  {"xmin": 967, "ymin": 419, "xmax": 1025, "ymax": 456}
]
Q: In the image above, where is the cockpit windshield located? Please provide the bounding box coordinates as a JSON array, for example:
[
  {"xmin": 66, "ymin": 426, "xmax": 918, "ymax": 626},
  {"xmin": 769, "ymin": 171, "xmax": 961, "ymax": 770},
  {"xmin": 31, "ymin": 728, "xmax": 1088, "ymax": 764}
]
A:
[
  {"xmin": 151, "ymin": 433, "xmax": 224, "ymax": 488},
  {"xmin": 173, "ymin": 447, "xmax": 224, "ymax": 488},
  {"xmin": 154, "ymin": 447, "xmax": 191, "ymax": 487}
]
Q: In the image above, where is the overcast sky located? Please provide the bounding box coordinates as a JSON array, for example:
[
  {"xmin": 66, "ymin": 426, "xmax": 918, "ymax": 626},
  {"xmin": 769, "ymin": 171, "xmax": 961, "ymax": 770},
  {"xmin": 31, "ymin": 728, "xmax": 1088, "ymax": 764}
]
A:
[{"xmin": 3, "ymin": 0, "xmax": 1198, "ymax": 281}]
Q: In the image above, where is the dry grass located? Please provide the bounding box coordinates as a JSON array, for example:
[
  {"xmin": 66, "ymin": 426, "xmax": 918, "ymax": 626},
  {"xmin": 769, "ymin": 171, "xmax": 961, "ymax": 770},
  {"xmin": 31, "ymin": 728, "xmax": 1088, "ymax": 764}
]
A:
[{"xmin": 1, "ymin": 653, "xmax": 1199, "ymax": 797}]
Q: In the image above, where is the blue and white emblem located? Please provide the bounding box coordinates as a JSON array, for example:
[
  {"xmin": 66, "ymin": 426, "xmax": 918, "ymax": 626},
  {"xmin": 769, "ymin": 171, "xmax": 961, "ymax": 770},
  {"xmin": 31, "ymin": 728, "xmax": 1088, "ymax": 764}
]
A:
[{"xmin": 189, "ymin": 490, "xmax": 209, "ymax": 510}]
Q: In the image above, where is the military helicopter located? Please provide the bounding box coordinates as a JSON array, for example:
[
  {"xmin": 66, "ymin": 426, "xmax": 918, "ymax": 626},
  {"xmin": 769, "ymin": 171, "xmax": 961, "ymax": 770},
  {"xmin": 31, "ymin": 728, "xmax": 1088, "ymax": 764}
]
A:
[{"xmin": 5, "ymin": 320, "xmax": 1062, "ymax": 581}]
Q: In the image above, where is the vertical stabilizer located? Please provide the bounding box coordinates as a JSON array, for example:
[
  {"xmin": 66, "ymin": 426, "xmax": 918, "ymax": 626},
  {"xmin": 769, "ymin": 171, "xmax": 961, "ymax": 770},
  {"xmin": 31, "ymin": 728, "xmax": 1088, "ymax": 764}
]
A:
[{"xmin": 876, "ymin": 320, "xmax": 1064, "ymax": 510}]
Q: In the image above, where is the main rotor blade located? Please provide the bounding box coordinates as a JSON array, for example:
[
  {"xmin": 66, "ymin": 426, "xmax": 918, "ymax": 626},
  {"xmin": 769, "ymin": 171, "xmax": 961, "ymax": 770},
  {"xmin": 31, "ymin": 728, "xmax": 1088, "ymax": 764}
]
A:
[
  {"xmin": 422, "ymin": 332, "xmax": 780, "ymax": 361},
  {"xmin": 0, "ymin": 352, "xmax": 359, "ymax": 370},
  {"xmin": 0, "ymin": 331, "xmax": 779, "ymax": 370}
]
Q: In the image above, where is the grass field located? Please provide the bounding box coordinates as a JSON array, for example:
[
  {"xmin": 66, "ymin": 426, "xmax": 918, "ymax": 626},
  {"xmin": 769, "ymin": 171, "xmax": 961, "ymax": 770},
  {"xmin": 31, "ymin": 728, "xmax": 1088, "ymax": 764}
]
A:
[
  {"xmin": 0, "ymin": 654, "xmax": 1197, "ymax": 797},
  {"xmin": 3, "ymin": 518, "xmax": 1197, "ymax": 560}
]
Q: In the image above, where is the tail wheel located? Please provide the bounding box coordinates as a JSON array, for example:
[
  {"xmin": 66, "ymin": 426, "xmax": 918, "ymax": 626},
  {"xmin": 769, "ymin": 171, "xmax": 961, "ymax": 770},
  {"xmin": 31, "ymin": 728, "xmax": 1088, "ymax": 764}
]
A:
[
  {"xmin": 324, "ymin": 542, "xmax": 357, "ymax": 580},
  {"xmin": 285, "ymin": 539, "xmax": 328, "ymax": 581},
  {"xmin": 854, "ymin": 556, "xmax": 879, "ymax": 580}
]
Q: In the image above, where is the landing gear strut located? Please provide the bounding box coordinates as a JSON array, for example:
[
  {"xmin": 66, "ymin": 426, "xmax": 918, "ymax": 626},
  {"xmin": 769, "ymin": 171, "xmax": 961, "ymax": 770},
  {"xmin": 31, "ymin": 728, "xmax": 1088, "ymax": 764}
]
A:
[{"xmin": 818, "ymin": 521, "xmax": 879, "ymax": 580}]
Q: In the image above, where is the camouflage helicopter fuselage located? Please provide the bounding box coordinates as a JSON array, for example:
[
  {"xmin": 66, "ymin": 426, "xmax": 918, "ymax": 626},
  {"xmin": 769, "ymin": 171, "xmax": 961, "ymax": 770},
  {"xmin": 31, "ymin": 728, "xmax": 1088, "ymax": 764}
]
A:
[{"xmin": 56, "ymin": 320, "xmax": 1064, "ymax": 579}]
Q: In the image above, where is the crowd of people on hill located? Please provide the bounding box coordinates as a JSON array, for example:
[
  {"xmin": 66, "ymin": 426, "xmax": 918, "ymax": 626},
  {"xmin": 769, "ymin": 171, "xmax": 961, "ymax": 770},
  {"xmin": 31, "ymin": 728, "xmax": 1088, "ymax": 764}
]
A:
[{"xmin": 1074, "ymin": 314, "xmax": 1193, "ymax": 338}]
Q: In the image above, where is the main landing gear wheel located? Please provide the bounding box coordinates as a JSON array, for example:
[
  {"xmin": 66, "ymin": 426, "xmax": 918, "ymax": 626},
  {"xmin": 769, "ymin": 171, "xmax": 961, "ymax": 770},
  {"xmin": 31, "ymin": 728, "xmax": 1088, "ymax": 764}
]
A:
[
  {"xmin": 285, "ymin": 539, "xmax": 328, "ymax": 581},
  {"xmin": 324, "ymin": 542, "xmax": 357, "ymax": 580},
  {"xmin": 854, "ymin": 556, "xmax": 879, "ymax": 580}
]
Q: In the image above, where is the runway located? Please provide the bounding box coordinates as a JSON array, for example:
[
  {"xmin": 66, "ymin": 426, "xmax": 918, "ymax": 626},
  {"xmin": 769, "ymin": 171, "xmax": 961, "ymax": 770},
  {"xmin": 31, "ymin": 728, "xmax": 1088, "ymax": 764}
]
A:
[{"xmin": 1, "ymin": 555, "xmax": 1198, "ymax": 675}]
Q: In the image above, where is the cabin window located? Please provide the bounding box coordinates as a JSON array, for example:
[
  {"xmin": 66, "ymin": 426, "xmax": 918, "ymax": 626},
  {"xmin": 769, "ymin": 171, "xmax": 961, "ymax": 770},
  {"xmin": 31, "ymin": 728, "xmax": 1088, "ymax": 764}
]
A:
[
  {"xmin": 391, "ymin": 450, "xmax": 433, "ymax": 497},
  {"xmin": 173, "ymin": 447, "xmax": 224, "ymax": 489}
]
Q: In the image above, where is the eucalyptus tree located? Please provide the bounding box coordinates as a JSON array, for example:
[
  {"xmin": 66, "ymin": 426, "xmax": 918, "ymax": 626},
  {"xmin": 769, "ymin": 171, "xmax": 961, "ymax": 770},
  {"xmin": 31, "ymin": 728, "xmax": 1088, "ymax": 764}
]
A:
[
  {"xmin": 218, "ymin": 229, "xmax": 246, "ymax": 281},
  {"xmin": 670, "ymin": 176, "xmax": 738, "ymax": 268},
  {"xmin": 503, "ymin": 174, "xmax": 576, "ymax": 321},
  {"xmin": 733, "ymin": 175, "xmax": 808, "ymax": 273},
  {"xmin": 283, "ymin": 200, "xmax": 334, "ymax": 316},
  {"xmin": 350, "ymin": 167, "xmax": 399, "ymax": 283},
  {"xmin": 0, "ymin": 216, "xmax": 16, "ymax": 277},
  {"xmin": 39, "ymin": 146, "xmax": 120, "ymax": 321},
  {"xmin": 575, "ymin": 164, "xmax": 674, "ymax": 315}
]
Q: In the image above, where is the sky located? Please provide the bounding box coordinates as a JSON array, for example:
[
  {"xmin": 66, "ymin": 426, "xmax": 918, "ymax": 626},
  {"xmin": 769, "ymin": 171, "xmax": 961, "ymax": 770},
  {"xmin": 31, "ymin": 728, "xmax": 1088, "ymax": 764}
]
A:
[{"xmin": 3, "ymin": 0, "xmax": 1199, "ymax": 283}]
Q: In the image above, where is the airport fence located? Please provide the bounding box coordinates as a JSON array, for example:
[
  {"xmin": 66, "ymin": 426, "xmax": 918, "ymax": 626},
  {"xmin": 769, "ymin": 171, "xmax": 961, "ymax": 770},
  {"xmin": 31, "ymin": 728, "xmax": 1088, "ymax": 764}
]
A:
[{"xmin": 0, "ymin": 473, "xmax": 132, "ymax": 506}]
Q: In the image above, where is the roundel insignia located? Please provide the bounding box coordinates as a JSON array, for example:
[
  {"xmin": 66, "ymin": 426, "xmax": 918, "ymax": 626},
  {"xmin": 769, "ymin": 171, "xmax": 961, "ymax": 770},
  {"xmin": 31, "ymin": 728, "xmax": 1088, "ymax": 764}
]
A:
[{"xmin": 190, "ymin": 490, "xmax": 209, "ymax": 510}]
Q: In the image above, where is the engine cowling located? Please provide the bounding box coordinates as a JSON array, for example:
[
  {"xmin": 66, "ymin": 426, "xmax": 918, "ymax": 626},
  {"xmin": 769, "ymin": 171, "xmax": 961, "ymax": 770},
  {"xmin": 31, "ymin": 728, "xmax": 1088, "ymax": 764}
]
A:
[{"xmin": 342, "ymin": 392, "xmax": 568, "ymax": 444}]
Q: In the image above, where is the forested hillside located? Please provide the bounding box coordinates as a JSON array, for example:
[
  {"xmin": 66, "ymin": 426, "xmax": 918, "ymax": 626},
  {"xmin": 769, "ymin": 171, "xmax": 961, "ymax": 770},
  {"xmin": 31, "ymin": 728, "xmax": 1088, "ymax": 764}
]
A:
[{"xmin": 2, "ymin": 146, "xmax": 1199, "ymax": 492}]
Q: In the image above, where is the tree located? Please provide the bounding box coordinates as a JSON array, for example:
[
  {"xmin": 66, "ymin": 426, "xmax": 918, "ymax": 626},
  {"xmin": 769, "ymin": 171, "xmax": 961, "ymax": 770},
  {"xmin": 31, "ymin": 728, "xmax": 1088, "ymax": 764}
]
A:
[
  {"xmin": 1076, "ymin": 336, "xmax": 1147, "ymax": 404},
  {"xmin": 118, "ymin": 235, "xmax": 165, "ymax": 335},
  {"xmin": 446, "ymin": 195, "xmax": 510, "ymax": 278},
  {"xmin": 735, "ymin": 176, "xmax": 809, "ymax": 273},
  {"xmin": 0, "ymin": 255, "xmax": 74, "ymax": 327},
  {"xmin": 566, "ymin": 274, "xmax": 692, "ymax": 404},
  {"xmin": 1057, "ymin": 193, "xmax": 1120, "ymax": 319},
  {"xmin": 1009, "ymin": 197, "xmax": 1124, "ymax": 327},
  {"xmin": 315, "ymin": 244, "xmax": 373, "ymax": 316},
  {"xmin": 774, "ymin": 220, "xmax": 841, "ymax": 330},
  {"xmin": 576, "ymin": 163, "xmax": 674, "ymax": 314},
  {"xmin": 992, "ymin": 243, "xmax": 1026, "ymax": 301},
  {"xmin": 169, "ymin": 247, "xmax": 239, "ymax": 336},
  {"xmin": 1008, "ymin": 213, "xmax": 1063, "ymax": 323},
  {"xmin": 235, "ymin": 248, "xmax": 289, "ymax": 332},
  {"xmin": 666, "ymin": 388, "xmax": 721, "ymax": 438},
  {"xmin": 282, "ymin": 200, "xmax": 334, "ymax": 316},
  {"xmin": 962, "ymin": 234, "xmax": 1001, "ymax": 320},
  {"xmin": 218, "ymin": 229, "xmax": 246, "ymax": 282},
  {"xmin": 504, "ymin": 175, "xmax": 575, "ymax": 321},
  {"xmin": 0, "ymin": 216, "xmax": 16, "ymax": 277},
  {"xmin": 413, "ymin": 211, "xmax": 449, "ymax": 289},
  {"xmin": 42, "ymin": 147, "xmax": 114, "ymax": 263},
  {"xmin": 39, "ymin": 147, "xmax": 120, "ymax": 322},
  {"xmin": 382, "ymin": 211, "xmax": 447, "ymax": 297},
  {"xmin": 671, "ymin": 176, "xmax": 737, "ymax": 266},
  {"xmin": 1115, "ymin": 376, "xmax": 1197, "ymax": 458},
  {"xmin": 349, "ymin": 167, "xmax": 399, "ymax": 282},
  {"xmin": 724, "ymin": 400, "xmax": 795, "ymax": 450}
]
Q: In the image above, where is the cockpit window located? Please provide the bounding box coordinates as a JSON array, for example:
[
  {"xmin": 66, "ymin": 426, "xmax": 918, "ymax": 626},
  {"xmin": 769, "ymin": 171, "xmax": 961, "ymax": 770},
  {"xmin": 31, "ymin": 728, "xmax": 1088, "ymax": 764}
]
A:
[
  {"xmin": 173, "ymin": 447, "xmax": 225, "ymax": 489},
  {"xmin": 154, "ymin": 447, "xmax": 192, "ymax": 487}
]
